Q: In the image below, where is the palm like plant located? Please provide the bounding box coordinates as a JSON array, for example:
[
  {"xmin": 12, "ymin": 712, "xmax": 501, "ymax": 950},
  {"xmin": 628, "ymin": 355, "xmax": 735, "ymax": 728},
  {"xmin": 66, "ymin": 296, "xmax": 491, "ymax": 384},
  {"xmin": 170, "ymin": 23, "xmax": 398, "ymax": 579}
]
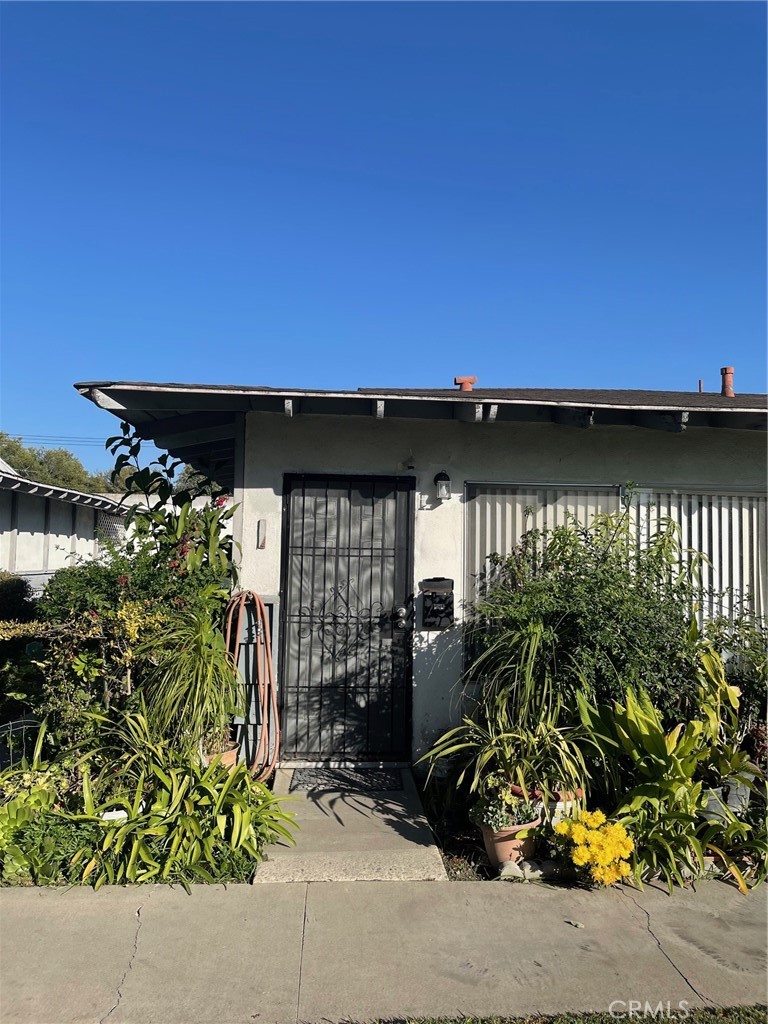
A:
[
  {"xmin": 421, "ymin": 625, "xmax": 588, "ymax": 804},
  {"xmin": 422, "ymin": 687, "xmax": 587, "ymax": 805},
  {"xmin": 141, "ymin": 609, "xmax": 244, "ymax": 755}
]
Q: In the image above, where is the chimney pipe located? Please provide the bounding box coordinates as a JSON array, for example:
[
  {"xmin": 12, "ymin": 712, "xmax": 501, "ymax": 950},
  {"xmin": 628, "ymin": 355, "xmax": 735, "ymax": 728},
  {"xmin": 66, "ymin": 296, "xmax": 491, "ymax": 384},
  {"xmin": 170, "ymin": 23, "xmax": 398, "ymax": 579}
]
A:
[
  {"xmin": 454, "ymin": 375, "xmax": 478, "ymax": 393},
  {"xmin": 720, "ymin": 366, "xmax": 735, "ymax": 398}
]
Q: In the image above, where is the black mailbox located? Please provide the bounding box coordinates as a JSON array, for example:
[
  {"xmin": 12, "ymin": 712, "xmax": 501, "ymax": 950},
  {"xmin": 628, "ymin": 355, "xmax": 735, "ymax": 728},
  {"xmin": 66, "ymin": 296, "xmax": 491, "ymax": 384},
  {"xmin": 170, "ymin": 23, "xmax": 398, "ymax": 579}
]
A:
[{"xmin": 420, "ymin": 577, "xmax": 454, "ymax": 630}]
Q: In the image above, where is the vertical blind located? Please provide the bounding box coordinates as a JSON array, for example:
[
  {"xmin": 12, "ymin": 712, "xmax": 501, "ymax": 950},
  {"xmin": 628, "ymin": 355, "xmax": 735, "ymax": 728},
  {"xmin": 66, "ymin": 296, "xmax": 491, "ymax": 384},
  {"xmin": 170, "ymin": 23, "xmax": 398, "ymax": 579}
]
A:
[{"xmin": 465, "ymin": 484, "xmax": 767, "ymax": 621}]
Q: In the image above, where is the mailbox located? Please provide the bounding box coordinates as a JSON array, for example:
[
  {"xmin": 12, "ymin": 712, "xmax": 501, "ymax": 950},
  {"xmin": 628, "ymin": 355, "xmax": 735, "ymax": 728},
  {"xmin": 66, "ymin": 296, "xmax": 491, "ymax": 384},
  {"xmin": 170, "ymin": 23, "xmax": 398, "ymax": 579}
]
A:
[{"xmin": 419, "ymin": 577, "xmax": 454, "ymax": 629}]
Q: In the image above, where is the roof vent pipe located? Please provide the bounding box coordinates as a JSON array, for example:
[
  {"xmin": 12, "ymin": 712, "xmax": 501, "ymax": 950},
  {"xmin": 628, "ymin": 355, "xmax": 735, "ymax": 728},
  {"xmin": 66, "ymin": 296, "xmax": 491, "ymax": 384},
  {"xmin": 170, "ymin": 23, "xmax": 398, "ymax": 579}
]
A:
[
  {"xmin": 454, "ymin": 375, "xmax": 477, "ymax": 393},
  {"xmin": 720, "ymin": 366, "xmax": 735, "ymax": 398}
]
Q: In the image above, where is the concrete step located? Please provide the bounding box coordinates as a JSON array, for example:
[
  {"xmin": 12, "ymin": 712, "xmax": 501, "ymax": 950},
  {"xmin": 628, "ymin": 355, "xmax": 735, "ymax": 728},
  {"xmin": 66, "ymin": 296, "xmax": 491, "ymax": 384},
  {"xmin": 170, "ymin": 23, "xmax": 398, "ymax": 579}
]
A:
[{"xmin": 253, "ymin": 767, "xmax": 448, "ymax": 882}]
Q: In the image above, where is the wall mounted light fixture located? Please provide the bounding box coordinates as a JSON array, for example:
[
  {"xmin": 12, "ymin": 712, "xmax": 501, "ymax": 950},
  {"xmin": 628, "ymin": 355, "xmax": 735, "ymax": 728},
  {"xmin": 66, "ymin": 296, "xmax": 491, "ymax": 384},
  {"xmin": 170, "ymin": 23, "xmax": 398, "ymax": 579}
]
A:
[{"xmin": 434, "ymin": 471, "xmax": 451, "ymax": 501}]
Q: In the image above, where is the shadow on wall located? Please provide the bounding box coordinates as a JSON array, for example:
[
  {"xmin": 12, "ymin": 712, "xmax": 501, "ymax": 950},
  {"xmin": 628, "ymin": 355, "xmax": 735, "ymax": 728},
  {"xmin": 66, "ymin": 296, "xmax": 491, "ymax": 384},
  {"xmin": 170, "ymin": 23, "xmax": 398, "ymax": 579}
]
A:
[{"xmin": 412, "ymin": 607, "xmax": 465, "ymax": 767}]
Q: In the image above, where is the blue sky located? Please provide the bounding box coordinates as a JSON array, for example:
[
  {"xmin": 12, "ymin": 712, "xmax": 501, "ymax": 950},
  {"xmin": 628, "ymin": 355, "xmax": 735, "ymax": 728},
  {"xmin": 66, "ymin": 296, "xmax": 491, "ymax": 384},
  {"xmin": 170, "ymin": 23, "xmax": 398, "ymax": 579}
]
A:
[{"xmin": 1, "ymin": 1, "xmax": 765, "ymax": 471}]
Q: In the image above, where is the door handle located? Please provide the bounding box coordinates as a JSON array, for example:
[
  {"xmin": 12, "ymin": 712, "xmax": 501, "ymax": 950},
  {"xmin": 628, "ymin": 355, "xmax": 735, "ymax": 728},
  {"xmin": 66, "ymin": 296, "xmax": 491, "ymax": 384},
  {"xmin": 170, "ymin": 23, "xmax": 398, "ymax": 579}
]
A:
[{"xmin": 393, "ymin": 606, "xmax": 409, "ymax": 630}]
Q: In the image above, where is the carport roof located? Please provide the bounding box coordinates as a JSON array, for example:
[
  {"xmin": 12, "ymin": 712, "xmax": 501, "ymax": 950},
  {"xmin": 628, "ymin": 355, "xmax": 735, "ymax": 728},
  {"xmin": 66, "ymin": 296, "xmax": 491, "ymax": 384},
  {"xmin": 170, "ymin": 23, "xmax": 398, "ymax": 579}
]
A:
[{"xmin": 75, "ymin": 379, "xmax": 768, "ymax": 491}]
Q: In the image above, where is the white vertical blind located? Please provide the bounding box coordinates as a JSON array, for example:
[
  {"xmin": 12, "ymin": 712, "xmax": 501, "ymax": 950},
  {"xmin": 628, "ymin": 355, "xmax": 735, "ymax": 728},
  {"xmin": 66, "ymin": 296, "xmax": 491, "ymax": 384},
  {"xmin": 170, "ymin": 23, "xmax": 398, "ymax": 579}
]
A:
[{"xmin": 465, "ymin": 484, "xmax": 767, "ymax": 621}]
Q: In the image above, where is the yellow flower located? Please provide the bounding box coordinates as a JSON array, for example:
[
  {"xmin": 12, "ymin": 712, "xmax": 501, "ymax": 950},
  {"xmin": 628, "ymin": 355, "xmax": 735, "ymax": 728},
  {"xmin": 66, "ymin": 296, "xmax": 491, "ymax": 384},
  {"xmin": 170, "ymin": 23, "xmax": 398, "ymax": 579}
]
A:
[
  {"xmin": 571, "ymin": 844, "xmax": 590, "ymax": 866},
  {"xmin": 581, "ymin": 810, "xmax": 606, "ymax": 828},
  {"xmin": 619, "ymin": 860, "xmax": 631, "ymax": 877},
  {"xmin": 553, "ymin": 821, "xmax": 571, "ymax": 836},
  {"xmin": 570, "ymin": 823, "xmax": 589, "ymax": 845}
]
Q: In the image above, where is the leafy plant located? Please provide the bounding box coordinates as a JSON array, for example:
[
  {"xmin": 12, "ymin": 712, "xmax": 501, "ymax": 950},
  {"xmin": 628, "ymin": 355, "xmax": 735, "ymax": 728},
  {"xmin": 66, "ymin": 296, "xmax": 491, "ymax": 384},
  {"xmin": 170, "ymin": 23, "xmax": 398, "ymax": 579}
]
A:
[
  {"xmin": 578, "ymin": 686, "xmax": 765, "ymax": 893},
  {"xmin": 67, "ymin": 710, "xmax": 295, "ymax": 889},
  {"xmin": 5, "ymin": 815, "xmax": 103, "ymax": 886},
  {"xmin": 421, "ymin": 627, "xmax": 588, "ymax": 805},
  {"xmin": 468, "ymin": 775, "xmax": 540, "ymax": 832},
  {"xmin": 0, "ymin": 724, "xmax": 73, "ymax": 884},
  {"xmin": 140, "ymin": 609, "xmax": 244, "ymax": 754},
  {"xmin": 469, "ymin": 509, "xmax": 705, "ymax": 724},
  {"xmin": 106, "ymin": 423, "xmax": 238, "ymax": 582}
]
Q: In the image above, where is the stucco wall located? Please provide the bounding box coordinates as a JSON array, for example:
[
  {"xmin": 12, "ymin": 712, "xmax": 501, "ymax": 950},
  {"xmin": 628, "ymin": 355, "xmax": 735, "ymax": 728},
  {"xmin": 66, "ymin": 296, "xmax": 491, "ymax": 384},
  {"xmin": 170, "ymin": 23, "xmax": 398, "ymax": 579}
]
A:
[{"xmin": 238, "ymin": 412, "xmax": 766, "ymax": 760}]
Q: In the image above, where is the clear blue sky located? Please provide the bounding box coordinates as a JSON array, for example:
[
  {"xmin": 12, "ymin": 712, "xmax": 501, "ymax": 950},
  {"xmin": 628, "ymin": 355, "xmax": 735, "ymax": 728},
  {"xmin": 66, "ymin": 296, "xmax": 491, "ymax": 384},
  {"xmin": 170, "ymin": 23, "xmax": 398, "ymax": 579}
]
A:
[{"xmin": 1, "ymin": 1, "xmax": 765, "ymax": 471}]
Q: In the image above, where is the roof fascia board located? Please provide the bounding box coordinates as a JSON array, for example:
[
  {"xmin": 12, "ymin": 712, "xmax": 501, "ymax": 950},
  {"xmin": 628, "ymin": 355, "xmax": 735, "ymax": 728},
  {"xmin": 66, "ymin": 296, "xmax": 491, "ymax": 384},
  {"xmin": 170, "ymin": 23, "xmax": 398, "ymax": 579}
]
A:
[{"xmin": 77, "ymin": 382, "xmax": 764, "ymax": 417}]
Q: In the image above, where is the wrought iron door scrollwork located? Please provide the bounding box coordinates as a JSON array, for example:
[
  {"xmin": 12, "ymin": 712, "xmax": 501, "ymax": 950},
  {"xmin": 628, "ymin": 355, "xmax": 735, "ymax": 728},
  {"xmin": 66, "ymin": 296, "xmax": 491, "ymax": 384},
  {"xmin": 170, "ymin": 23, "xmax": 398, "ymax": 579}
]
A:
[{"xmin": 297, "ymin": 581, "xmax": 386, "ymax": 660}]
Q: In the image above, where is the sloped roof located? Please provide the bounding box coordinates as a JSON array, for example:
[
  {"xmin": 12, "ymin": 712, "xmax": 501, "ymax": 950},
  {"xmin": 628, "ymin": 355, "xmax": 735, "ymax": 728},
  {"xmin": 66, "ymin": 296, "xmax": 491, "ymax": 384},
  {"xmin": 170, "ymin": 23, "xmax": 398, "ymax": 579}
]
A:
[
  {"xmin": 0, "ymin": 468, "xmax": 124, "ymax": 513},
  {"xmin": 74, "ymin": 377, "xmax": 767, "ymax": 492},
  {"xmin": 357, "ymin": 386, "xmax": 767, "ymax": 412}
]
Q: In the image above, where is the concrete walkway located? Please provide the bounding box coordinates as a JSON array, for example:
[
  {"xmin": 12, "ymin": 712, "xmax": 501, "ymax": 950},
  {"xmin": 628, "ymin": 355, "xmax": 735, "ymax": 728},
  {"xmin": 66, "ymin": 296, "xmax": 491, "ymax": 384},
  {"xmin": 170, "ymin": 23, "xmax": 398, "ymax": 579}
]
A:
[
  {"xmin": 1, "ymin": 880, "xmax": 765, "ymax": 1024},
  {"xmin": 253, "ymin": 768, "xmax": 447, "ymax": 882}
]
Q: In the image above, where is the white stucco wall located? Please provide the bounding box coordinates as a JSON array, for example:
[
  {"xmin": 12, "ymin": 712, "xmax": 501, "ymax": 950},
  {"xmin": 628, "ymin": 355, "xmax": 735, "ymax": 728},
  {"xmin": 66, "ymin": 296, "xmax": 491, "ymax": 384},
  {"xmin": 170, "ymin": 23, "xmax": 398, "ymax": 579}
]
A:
[{"xmin": 237, "ymin": 413, "xmax": 766, "ymax": 761}]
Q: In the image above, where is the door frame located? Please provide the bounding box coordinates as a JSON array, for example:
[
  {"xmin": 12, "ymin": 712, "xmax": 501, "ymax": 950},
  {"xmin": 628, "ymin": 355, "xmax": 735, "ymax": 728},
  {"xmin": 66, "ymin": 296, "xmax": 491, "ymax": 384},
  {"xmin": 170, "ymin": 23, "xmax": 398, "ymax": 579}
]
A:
[{"xmin": 277, "ymin": 472, "xmax": 416, "ymax": 763}]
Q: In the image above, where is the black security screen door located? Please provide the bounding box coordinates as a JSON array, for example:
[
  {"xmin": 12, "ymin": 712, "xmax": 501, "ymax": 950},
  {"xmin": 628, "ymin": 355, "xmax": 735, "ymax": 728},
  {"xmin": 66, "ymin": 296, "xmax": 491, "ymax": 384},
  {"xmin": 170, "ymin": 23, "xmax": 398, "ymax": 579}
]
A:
[{"xmin": 280, "ymin": 475, "xmax": 415, "ymax": 761}]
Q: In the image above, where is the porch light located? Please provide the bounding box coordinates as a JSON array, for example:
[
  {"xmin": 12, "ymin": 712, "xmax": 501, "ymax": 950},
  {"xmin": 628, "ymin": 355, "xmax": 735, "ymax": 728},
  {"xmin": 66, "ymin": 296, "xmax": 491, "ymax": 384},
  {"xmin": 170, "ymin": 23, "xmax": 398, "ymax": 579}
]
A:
[{"xmin": 434, "ymin": 471, "xmax": 451, "ymax": 501}]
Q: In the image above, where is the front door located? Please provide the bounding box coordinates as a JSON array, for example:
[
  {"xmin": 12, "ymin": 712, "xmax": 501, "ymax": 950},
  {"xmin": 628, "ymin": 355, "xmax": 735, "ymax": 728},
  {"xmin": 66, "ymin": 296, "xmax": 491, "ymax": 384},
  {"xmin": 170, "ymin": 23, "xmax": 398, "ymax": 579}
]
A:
[{"xmin": 280, "ymin": 475, "xmax": 414, "ymax": 761}]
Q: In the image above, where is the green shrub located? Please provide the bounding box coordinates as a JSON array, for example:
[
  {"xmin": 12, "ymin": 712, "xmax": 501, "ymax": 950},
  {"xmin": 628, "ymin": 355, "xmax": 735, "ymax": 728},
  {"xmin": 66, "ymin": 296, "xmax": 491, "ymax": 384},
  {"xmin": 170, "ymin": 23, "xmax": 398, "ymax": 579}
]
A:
[
  {"xmin": 3, "ymin": 815, "xmax": 103, "ymax": 886},
  {"xmin": 68, "ymin": 710, "xmax": 295, "ymax": 888},
  {"xmin": 0, "ymin": 572, "xmax": 34, "ymax": 622},
  {"xmin": 28, "ymin": 546, "xmax": 230, "ymax": 748},
  {"xmin": 0, "ymin": 713, "xmax": 297, "ymax": 888},
  {"xmin": 37, "ymin": 546, "xmax": 226, "ymax": 622},
  {"xmin": 471, "ymin": 509, "xmax": 725, "ymax": 725}
]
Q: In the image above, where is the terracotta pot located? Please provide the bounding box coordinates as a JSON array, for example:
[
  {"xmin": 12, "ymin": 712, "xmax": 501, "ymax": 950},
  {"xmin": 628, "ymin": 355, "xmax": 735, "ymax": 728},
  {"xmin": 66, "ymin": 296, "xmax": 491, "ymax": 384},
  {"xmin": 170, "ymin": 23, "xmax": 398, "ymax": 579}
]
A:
[
  {"xmin": 203, "ymin": 742, "xmax": 239, "ymax": 768},
  {"xmin": 553, "ymin": 787, "xmax": 584, "ymax": 803},
  {"xmin": 481, "ymin": 817, "xmax": 541, "ymax": 869},
  {"xmin": 509, "ymin": 783, "xmax": 543, "ymax": 800}
]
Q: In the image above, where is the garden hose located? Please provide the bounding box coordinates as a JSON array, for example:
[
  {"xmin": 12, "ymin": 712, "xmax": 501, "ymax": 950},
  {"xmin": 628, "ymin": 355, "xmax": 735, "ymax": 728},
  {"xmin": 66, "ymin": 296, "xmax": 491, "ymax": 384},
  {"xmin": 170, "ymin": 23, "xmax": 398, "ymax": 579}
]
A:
[{"xmin": 224, "ymin": 591, "xmax": 281, "ymax": 781}]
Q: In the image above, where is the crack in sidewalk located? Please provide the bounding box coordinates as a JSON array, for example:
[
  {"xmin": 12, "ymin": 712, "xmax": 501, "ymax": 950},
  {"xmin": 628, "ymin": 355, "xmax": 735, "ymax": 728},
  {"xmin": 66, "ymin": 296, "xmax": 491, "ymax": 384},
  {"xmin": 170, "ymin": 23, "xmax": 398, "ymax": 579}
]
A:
[
  {"xmin": 619, "ymin": 889, "xmax": 714, "ymax": 1006},
  {"xmin": 295, "ymin": 883, "xmax": 309, "ymax": 1024},
  {"xmin": 99, "ymin": 898, "xmax": 148, "ymax": 1023}
]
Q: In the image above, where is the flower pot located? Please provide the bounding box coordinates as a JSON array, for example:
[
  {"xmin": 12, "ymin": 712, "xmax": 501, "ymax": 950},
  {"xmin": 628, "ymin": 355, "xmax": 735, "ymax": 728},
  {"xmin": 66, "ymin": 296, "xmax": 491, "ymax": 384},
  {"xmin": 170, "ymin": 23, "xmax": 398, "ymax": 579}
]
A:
[
  {"xmin": 481, "ymin": 817, "xmax": 541, "ymax": 869},
  {"xmin": 546, "ymin": 788, "xmax": 584, "ymax": 825},
  {"xmin": 203, "ymin": 741, "xmax": 239, "ymax": 769},
  {"xmin": 509, "ymin": 783, "xmax": 543, "ymax": 800}
]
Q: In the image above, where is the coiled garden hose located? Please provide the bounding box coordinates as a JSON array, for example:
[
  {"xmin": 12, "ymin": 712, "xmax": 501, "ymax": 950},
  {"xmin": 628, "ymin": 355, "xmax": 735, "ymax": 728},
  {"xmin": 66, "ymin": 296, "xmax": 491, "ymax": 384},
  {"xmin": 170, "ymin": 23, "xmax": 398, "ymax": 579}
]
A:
[{"xmin": 224, "ymin": 591, "xmax": 281, "ymax": 781}]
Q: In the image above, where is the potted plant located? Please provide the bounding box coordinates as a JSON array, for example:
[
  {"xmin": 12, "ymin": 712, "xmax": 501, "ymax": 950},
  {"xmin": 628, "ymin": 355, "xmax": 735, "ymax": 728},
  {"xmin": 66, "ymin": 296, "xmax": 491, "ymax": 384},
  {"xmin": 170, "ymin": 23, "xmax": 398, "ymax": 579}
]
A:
[
  {"xmin": 470, "ymin": 773, "xmax": 541, "ymax": 867},
  {"xmin": 140, "ymin": 607, "xmax": 245, "ymax": 765},
  {"xmin": 421, "ymin": 685, "xmax": 587, "ymax": 807}
]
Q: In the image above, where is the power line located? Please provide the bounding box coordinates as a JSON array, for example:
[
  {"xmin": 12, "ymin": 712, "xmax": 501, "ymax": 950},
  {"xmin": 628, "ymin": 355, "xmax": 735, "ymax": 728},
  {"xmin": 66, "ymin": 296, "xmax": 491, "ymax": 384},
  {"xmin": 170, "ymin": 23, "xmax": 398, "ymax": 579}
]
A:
[{"xmin": 1, "ymin": 433, "xmax": 110, "ymax": 448}]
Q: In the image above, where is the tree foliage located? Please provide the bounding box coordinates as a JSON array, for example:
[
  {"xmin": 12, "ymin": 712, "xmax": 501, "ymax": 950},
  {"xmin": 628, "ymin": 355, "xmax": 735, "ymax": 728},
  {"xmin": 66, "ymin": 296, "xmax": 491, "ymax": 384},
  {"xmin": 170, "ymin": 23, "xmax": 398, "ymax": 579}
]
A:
[{"xmin": 0, "ymin": 433, "xmax": 113, "ymax": 493}]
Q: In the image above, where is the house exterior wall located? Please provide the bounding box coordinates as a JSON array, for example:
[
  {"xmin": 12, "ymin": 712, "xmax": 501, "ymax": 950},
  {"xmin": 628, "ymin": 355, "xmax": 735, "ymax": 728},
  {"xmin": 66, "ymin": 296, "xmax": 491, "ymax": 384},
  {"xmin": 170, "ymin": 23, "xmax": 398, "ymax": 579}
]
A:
[
  {"xmin": 238, "ymin": 412, "xmax": 766, "ymax": 761},
  {"xmin": 0, "ymin": 491, "xmax": 99, "ymax": 593}
]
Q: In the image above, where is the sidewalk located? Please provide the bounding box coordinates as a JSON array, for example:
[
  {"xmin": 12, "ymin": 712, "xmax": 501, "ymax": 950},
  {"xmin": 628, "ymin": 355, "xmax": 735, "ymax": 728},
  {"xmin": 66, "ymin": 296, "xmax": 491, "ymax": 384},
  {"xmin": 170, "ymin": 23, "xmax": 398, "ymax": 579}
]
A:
[{"xmin": 0, "ymin": 880, "xmax": 765, "ymax": 1024}]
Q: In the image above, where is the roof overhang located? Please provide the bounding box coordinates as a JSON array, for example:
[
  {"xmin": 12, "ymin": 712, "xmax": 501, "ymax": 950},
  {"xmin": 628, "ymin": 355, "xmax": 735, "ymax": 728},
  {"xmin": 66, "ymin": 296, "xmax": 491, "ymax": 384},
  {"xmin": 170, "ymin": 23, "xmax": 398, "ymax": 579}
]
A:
[
  {"xmin": 75, "ymin": 380, "xmax": 768, "ymax": 492},
  {"xmin": 0, "ymin": 471, "xmax": 124, "ymax": 513}
]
